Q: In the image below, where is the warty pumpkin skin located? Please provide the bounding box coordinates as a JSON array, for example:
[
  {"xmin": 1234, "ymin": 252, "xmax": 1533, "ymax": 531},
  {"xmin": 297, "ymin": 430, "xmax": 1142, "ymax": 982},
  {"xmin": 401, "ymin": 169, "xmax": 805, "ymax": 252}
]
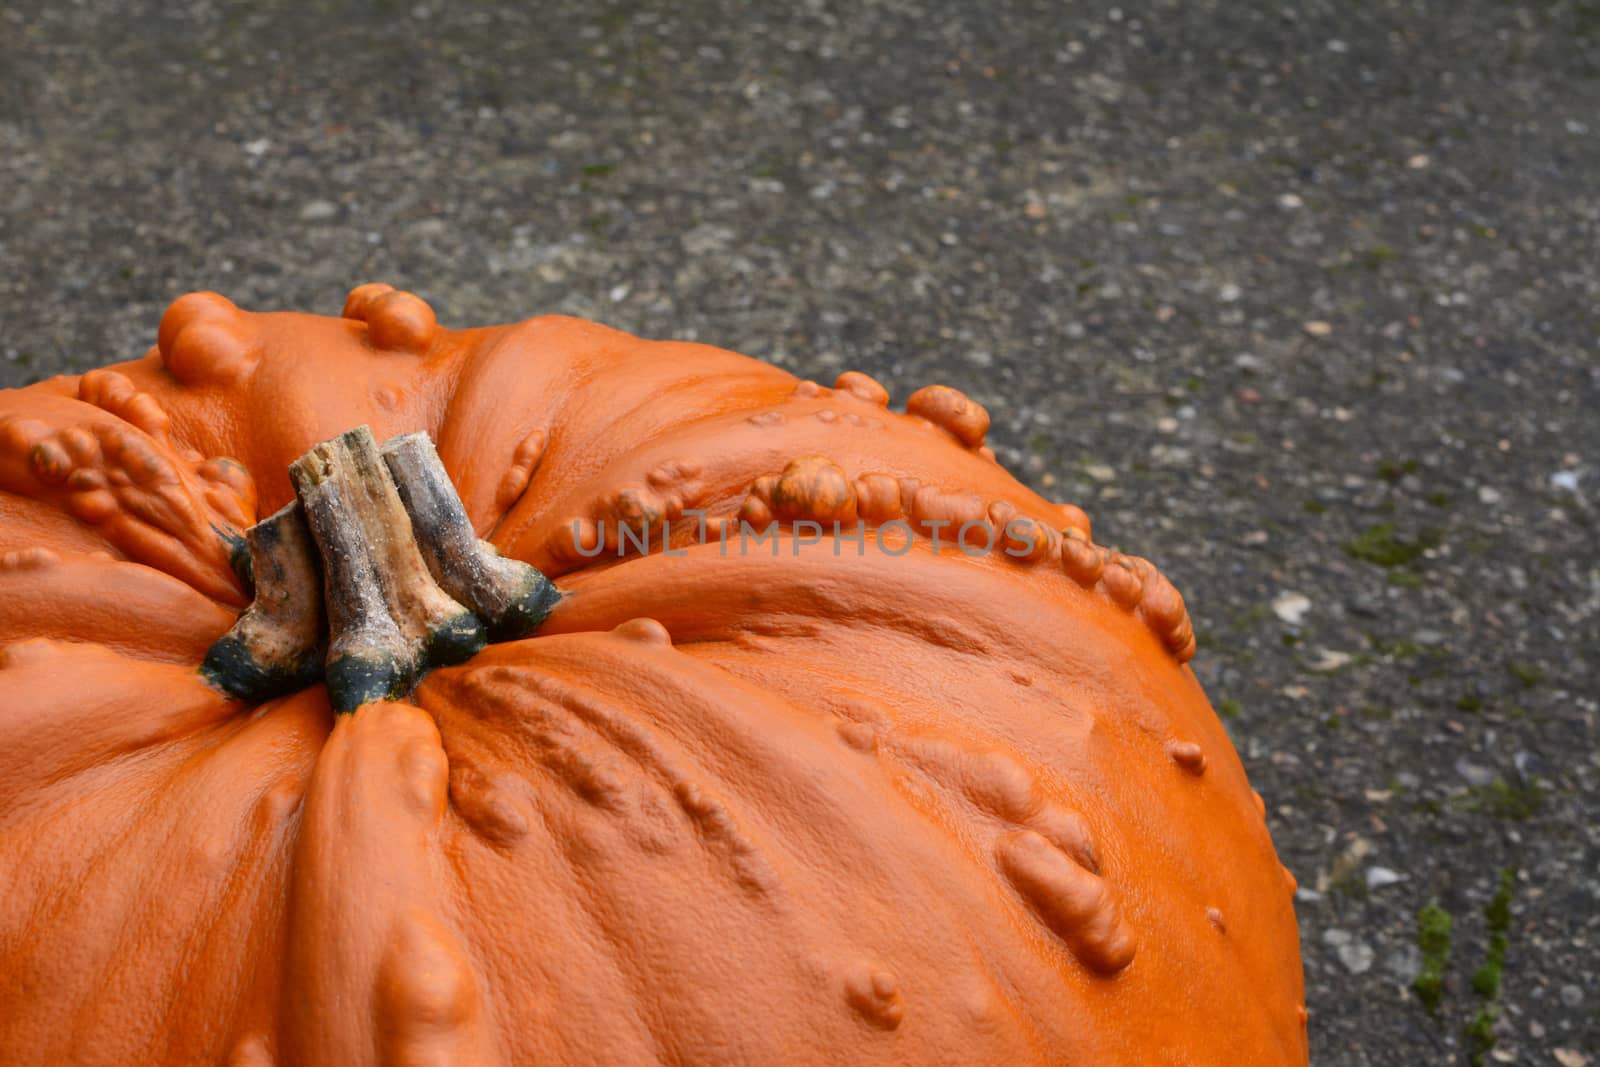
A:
[{"xmin": 0, "ymin": 285, "xmax": 1307, "ymax": 1066}]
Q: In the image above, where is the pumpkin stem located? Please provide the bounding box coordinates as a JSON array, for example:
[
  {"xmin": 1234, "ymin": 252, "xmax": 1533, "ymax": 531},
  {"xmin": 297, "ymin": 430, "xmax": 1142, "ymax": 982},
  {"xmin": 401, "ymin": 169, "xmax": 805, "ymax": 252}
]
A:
[
  {"xmin": 204, "ymin": 426, "xmax": 560, "ymax": 712},
  {"xmin": 380, "ymin": 432, "xmax": 560, "ymax": 642},
  {"xmin": 289, "ymin": 426, "xmax": 486, "ymax": 713},
  {"xmin": 200, "ymin": 500, "xmax": 325, "ymax": 701}
]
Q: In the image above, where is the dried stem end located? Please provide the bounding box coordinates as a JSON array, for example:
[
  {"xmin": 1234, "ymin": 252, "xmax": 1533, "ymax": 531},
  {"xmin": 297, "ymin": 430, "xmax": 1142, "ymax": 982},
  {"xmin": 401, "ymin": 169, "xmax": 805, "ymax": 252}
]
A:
[
  {"xmin": 205, "ymin": 426, "xmax": 561, "ymax": 713},
  {"xmin": 381, "ymin": 432, "xmax": 561, "ymax": 641},
  {"xmin": 201, "ymin": 501, "xmax": 325, "ymax": 701},
  {"xmin": 289, "ymin": 426, "xmax": 486, "ymax": 713}
]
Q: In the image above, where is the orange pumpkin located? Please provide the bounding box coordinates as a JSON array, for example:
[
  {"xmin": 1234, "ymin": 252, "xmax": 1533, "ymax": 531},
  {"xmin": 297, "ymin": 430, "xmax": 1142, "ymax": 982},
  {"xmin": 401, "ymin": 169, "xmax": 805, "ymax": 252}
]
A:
[{"xmin": 0, "ymin": 285, "xmax": 1306, "ymax": 1065}]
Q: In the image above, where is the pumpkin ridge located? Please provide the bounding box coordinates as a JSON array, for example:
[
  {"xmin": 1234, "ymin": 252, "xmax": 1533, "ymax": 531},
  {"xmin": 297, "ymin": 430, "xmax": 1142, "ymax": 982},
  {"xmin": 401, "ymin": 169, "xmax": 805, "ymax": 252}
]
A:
[
  {"xmin": 0, "ymin": 548, "xmax": 236, "ymax": 663},
  {"xmin": 0, "ymin": 681, "xmax": 314, "ymax": 1061},
  {"xmin": 493, "ymin": 380, "xmax": 1068, "ymax": 577},
  {"xmin": 436, "ymin": 642, "xmax": 825, "ymax": 906},
  {"xmin": 99, "ymin": 711, "xmax": 309, "ymax": 1062},
  {"xmin": 513, "ymin": 430, "xmax": 1191, "ymax": 662},
  {"xmin": 426, "ymin": 631, "xmax": 1150, "ymax": 1061},
  {"xmin": 521, "ymin": 543, "xmax": 1299, "ymax": 1011}
]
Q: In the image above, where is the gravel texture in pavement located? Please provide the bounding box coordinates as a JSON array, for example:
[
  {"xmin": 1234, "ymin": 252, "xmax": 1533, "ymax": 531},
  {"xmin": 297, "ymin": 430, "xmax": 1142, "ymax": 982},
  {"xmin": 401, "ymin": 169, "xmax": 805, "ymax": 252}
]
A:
[{"xmin": 3, "ymin": 2, "xmax": 1597, "ymax": 1063}]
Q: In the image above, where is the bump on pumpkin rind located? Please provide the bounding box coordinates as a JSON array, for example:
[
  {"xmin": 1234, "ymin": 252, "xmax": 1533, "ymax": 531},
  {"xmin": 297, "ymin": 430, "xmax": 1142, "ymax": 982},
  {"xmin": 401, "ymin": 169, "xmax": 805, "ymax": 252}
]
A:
[
  {"xmin": 727, "ymin": 453, "xmax": 1198, "ymax": 663},
  {"xmin": 158, "ymin": 293, "xmax": 262, "ymax": 386},
  {"xmin": 0, "ymin": 381, "xmax": 253, "ymax": 603},
  {"xmin": 996, "ymin": 830, "xmax": 1137, "ymax": 976},
  {"xmin": 905, "ymin": 383, "xmax": 990, "ymax": 450}
]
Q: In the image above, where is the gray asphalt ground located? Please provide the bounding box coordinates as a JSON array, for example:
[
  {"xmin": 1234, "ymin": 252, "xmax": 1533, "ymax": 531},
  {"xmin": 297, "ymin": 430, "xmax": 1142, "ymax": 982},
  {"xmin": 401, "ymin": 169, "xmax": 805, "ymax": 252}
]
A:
[{"xmin": 3, "ymin": 2, "xmax": 1598, "ymax": 1063}]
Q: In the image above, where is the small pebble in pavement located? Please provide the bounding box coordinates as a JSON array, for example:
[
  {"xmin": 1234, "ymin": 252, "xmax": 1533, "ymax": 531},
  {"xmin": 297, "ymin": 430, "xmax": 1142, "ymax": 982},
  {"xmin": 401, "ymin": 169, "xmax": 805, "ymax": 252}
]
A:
[
  {"xmin": 1455, "ymin": 758, "xmax": 1498, "ymax": 788},
  {"xmin": 1364, "ymin": 866, "xmax": 1405, "ymax": 890},
  {"xmin": 1272, "ymin": 591, "xmax": 1312, "ymax": 625}
]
